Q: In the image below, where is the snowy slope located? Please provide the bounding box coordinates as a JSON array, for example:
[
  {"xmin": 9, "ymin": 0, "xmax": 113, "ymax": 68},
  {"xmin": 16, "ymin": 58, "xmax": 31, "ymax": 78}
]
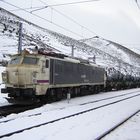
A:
[
  {"xmin": 81, "ymin": 36, "xmax": 140, "ymax": 67},
  {"xmin": 0, "ymin": 7, "xmax": 140, "ymax": 78}
]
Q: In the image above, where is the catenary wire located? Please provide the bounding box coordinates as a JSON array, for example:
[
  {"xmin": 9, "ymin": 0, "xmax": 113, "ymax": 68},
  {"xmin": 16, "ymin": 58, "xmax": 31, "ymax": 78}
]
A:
[
  {"xmin": 10, "ymin": 0, "xmax": 100, "ymax": 12},
  {"xmin": 10, "ymin": 0, "xmax": 99, "ymax": 37},
  {"xmin": 1, "ymin": 0, "xmax": 85, "ymax": 38},
  {"xmin": 9, "ymin": 0, "xmax": 100, "ymax": 36},
  {"xmin": 37, "ymin": 0, "xmax": 99, "ymax": 36}
]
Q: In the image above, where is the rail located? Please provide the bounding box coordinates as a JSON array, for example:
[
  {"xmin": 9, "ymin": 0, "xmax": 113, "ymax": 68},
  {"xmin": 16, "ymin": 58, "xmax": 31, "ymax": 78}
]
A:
[{"xmin": 0, "ymin": 93, "xmax": 140, "ymax": 139}]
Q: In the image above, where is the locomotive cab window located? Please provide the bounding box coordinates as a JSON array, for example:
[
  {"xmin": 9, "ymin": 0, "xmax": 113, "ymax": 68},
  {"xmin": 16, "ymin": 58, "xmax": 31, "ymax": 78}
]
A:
[
  {"xmin": 22, "ymin": 57, "xmax": 39, "ymax": 65},
  {"xmin": 9, "ymin": 56, "xmax": 22, "ymax": 65}
]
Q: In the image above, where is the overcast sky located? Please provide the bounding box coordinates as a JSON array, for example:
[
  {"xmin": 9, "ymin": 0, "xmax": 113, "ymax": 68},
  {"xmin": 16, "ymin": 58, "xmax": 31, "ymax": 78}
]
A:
[{"xmin": 1, "ymin": 0, "xmax": 140, "ymax": 51}]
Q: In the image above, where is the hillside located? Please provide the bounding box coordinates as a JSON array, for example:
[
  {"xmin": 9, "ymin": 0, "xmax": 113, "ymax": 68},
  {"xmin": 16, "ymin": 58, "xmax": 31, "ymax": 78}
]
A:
[
  {"xmin": 81, "ymin": 36, "xmax": 140, "ymax": 67},
  {"xmin": 0, "ymin": 7, "xmax": 140, "ymax": 77}
]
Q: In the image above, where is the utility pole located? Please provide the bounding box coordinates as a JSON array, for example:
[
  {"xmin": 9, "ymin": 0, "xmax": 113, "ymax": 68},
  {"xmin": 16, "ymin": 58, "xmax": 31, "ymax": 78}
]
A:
[
  {"xmin": 118, "ymin": 60, "xmax": 121, "ymax": 79},
  {"xmin": 88, "ymin": 56, "xmax": 96, "ymax": 63},
  {"xmin": 18, "ymin": 22, "xmax": 23, "ymax": 53},
  {"xmin": 71, "ymin": 45, "xmax": 74, "ymax": 57},
  {"xmin": 67, "ymin": 92, "xmax": 71, "ymax": 103}
]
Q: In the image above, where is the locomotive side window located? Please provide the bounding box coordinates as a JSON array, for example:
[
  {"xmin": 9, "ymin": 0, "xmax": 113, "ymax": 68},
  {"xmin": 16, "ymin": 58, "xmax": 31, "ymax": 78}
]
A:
[
  {"xmin": 46, "ymin": 60, "xmax": 49, "ymax": 68},
  {"xmin": 9, "ymin": 57, "xmax": 21, "ymax": 65},
  {"xmin": 22, "ymin": 57, "xmax": 39, "ymax": 65}
]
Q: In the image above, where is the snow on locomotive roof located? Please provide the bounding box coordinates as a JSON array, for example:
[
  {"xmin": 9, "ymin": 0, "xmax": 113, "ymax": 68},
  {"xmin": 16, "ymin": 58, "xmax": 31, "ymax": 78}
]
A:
[
  {"xmin": 89, "ymin": 62, "xmax": 103, "ymax": 68},
  {"xmin": 64, "ymin": 57, "xmax": 80, "ymax": 63},
  {"xmin": 64, "ymin": 56, "xmax": 102, "ymax": 68}
]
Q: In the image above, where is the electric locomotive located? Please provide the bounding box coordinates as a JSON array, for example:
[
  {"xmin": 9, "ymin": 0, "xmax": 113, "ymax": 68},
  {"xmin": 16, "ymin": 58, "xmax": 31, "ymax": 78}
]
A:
[{"xmin": 1, "ymin": 49, "xmax": 106, "ymax": 104}]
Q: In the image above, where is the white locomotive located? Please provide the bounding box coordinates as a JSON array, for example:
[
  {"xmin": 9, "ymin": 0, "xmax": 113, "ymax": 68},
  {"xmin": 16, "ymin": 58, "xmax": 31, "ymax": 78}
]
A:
[{"xmin": 1, "ymin": 49, "xmax": 106, "ymax": 104}]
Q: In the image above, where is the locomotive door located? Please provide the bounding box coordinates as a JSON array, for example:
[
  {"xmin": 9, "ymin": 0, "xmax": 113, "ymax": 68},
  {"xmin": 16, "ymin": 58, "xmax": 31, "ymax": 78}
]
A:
[{"xmin": 35, "ymin": 59, "xmax": 50, "ymax": 95}]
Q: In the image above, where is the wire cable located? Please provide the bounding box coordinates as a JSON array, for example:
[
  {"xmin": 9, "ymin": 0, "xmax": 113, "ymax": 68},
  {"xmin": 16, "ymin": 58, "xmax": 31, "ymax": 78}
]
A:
[
  {"xmin": 10, "ymin": 0, "xmax": 100, "ymax": 12},
  {"xmin": 1, "ymin": 0, "xmax": 85, "ymax": 38},
  {"xmin": 38, "ymin": 0, "xmax": 98, "ymax": 36},
  {"xmin": 9, "ymin": 0, "xmax": 100, "ymax": 37}
]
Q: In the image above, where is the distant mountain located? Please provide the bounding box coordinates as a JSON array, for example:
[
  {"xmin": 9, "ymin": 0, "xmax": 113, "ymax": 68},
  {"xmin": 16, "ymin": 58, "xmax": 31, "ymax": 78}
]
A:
[{"xmin": 0, "ymin": 7, "xmax": 140, "ymax": 77}]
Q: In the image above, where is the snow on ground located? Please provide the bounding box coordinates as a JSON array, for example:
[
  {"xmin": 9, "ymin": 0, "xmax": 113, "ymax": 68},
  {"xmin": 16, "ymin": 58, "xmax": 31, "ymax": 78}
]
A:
[
  {"xmin": 0, "ymin": 88, "xmax": 140, "ymax": 140},
  {"xmin": 103, "ymin": 111, "xmax": 140, "ymax": 140},
  {"xmin": 0, "ymin": 88, "xmax": 139, "ymax": 121}
]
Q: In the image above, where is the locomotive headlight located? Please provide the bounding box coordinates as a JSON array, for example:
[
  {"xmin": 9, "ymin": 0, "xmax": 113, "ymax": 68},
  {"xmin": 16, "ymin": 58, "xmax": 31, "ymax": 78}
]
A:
[
  {"xmin": 32, "ymin": 71, "xmax": 37, "ymax": 84},
  {"xmin": 2, "ymin": 71, "xmax": 8, "ymax": 83}
]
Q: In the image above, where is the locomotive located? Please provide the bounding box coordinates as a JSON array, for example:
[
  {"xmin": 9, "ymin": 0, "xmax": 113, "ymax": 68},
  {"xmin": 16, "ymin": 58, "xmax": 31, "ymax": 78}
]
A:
[{"xmin": 1, "ymin": 49, "xmax": 106, "ymax": 104}]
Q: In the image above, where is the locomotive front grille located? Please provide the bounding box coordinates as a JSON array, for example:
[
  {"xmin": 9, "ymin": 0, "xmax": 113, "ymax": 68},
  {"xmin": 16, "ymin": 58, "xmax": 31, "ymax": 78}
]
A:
[
  {"xmin": 8, "ymin": 70, "xmax": 32, "ymax": 85},
  {"xmin": 13, "ymin": 85, "xmax": 25, "ymax": 88}
]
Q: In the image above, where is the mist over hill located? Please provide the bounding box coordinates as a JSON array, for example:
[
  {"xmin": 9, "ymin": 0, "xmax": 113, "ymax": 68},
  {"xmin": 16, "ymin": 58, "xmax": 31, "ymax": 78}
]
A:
[{"xmin": 0, "ymin": 7, "xmax": 140, "ymax": 78}]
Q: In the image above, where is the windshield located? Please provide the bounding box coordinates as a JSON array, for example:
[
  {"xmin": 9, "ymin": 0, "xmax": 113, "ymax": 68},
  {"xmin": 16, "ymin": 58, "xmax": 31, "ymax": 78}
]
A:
[
  {"xmin": 9, "ymin": 57, "xmax": 22, "ymax": 65},
  {"xmin": 22, "ymin": 57, "xmax": 39, "ymax": 65}
]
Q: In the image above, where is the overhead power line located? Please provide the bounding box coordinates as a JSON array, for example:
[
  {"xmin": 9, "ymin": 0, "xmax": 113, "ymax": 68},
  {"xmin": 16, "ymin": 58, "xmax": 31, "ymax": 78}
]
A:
[
  {"xmin": 10, "ymin": 0, "xmax": 100, "ymax": 12},
  {"xmin": 32, "ymin": 0, "xmax": 100, "ymax": 12},
  {"xmin": 45, "ymin": 0, "xmax": 100, "ymax": 6},
  {"xmin": 9, "ymin": 0, "xmax": 100, "ymax": 37},
  {"xmin": 1, "ymin": 0, "xmax": 100, "ymax": 38},
  {"xmin": 38, "ymin": 0, "xmax": 98, "ymax": 36},
  {"xmin": 1, "ymin": 0, "xmax": 85, "ymax": 38}
]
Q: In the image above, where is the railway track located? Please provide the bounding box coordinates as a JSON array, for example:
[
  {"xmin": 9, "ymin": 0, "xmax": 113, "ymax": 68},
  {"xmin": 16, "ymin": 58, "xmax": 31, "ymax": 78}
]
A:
[
  {"xmin": 0, "ymin": 104, "xmax": 43, "ymax": 117},
  {"xmin": 0, "ymin": 92, "xmax": 140, "ymax": 139},
  {"xmin": 0, "ymin": 90, "xmax": 139, "ymax": 124},
  {"xmin": 80, "ymin": 90, "xmax": 140, "ymax": 105},
  {"xmin": 0, "ymin": 105, "xmax": 18, "ymax": 117},
  {"xmin": 95, "ymin": 109, "xmax": 140, "ymax": 140}
]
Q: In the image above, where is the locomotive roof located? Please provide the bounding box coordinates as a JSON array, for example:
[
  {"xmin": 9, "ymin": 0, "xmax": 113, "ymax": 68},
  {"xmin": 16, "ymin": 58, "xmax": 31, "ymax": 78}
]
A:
[{"xmin": 12, "ymin": 49, "xmax": 103, "ymax": 69}]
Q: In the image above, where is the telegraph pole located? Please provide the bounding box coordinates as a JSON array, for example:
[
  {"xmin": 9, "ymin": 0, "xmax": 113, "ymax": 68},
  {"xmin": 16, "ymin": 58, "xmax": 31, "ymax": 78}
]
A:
[
  {"xmin": 71, "ymin": 45, "xmax": 74, "ymax": 57},
  {"xmin": 88, "ymin": 56, "xmax": 96, "ymax": 63},
  {"xmin": 18, "ymin": 22, "xmax": 23, "ymax": 53}
]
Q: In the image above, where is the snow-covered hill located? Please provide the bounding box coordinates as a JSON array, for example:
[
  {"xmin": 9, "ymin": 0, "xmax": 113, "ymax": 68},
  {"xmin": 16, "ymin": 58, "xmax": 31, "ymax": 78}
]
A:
[
  {"xmin": 81, "ymin": 36, "xmax": 140, "ymax": 67},
  {"xmin": 0, "ymin": 7, "xmax": 140, "ymax": 77}
]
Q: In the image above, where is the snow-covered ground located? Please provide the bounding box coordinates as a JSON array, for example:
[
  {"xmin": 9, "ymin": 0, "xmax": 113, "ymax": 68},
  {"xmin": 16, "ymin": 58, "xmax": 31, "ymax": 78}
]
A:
[
  {"xmin": 0, "ymin": 85, "xmax": 140, "ymax": 140},
  {"xmin": 104, "ymin": 112, "xmax": 140, "ymax": 140}
]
